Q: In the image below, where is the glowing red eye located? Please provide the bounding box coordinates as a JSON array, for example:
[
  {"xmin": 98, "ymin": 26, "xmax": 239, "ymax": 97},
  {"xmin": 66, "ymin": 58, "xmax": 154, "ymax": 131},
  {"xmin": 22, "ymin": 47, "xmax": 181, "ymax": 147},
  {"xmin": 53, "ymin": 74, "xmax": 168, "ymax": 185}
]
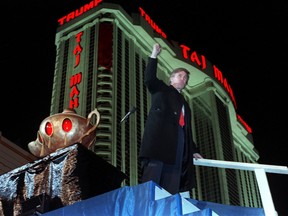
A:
[
  {"xmin": 45, "ymin": 122, "xmax": 53, "ymax": 136},
  {"xmin": 62, "ymin": 118, "xmax": 72, "ymax": 132}
]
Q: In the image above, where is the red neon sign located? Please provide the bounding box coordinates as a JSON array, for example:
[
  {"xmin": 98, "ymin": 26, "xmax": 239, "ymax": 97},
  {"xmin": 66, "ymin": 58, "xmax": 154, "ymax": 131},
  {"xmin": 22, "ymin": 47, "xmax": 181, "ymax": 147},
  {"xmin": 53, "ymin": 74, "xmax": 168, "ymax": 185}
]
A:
[
  {"xmin": 237, "ymin": 114, "xmax": 252, "ymax": 133},
  {"xmin": 58, "ymin": 0, "xmax": 103, "ymax": 26},
  {"xmin": 139, "ymin": 7, "xmax": 167, "ymax": 39},
  {"xmin": 69, "ymin": 31, "xmax": 84, "ymax": 109},
  {"xmin": 180, "ymin": 44, "xmax": 237, "ymax": 109},
  {"xmin": 74, "ymin": 32, "xmax": 84, "ymax": 68}
]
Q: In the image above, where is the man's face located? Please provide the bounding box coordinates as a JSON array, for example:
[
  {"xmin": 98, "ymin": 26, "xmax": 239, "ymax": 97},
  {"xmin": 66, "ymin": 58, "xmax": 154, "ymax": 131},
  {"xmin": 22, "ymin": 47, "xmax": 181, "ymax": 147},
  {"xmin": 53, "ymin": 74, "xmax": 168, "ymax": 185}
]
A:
[{"xmin": 170, "ymin": 71, "xmax": 188, "ymax": 91}]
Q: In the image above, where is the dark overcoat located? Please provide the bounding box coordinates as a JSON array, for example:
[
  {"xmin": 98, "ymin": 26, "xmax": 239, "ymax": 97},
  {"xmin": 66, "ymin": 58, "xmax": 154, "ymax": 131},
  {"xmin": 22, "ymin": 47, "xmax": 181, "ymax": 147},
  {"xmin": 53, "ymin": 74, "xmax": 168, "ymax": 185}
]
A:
[{"xmin": 139, "ymin": 57, "xmax": 199, "ymax": 191}]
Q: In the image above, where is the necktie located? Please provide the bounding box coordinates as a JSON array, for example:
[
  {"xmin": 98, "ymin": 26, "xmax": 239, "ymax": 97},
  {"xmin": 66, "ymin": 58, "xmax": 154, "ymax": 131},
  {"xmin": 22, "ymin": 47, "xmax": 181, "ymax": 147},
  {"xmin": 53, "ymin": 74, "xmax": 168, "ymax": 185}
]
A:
[{"xmin": 179, "ymin": 107, "xmax": 185, "ymax": 127}]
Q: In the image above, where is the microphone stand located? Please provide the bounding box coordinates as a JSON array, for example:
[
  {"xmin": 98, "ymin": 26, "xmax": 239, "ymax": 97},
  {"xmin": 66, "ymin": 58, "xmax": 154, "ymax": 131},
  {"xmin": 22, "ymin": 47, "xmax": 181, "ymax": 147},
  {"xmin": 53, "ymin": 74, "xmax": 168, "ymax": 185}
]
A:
[{"xmin": 120, "ymin": 106, "xmax": 136, "ymax": 124}]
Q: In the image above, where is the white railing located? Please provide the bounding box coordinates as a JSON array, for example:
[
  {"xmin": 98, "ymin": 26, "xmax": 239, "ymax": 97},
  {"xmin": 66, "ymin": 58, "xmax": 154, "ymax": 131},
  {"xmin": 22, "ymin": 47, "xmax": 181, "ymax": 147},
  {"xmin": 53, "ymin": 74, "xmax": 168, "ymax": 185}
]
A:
[{"xmin": 193, "ymin": 159, "xmax": 288, "ymax": 216}]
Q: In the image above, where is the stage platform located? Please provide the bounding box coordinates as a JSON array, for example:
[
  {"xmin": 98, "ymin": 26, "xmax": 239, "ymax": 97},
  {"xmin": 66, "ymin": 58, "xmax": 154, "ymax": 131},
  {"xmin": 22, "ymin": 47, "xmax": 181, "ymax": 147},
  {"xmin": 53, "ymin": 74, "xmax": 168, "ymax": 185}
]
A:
[
  {"xmin": 43, "ymin": 180, "xmax": 265, "ymax": 216},
  {"xmin": 0, "ymin": 143, "xmax": 265, "ymax": 215}
]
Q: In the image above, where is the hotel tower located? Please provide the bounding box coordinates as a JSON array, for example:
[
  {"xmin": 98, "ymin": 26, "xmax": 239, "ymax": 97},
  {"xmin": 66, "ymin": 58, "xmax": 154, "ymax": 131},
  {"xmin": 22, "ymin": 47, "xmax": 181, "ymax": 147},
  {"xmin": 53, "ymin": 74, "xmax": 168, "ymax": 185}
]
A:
[{"xmin": 49, "ymin": 0, "xmax": 262, "ymax": 209}]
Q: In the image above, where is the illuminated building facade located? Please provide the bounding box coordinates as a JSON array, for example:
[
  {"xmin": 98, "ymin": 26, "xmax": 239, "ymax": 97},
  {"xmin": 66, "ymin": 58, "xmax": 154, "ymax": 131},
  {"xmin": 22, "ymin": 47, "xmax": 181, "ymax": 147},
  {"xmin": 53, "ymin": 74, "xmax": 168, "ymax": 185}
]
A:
[{"xmin": 49, "ymin": 1, "xmax": 262, "ymax": 208}]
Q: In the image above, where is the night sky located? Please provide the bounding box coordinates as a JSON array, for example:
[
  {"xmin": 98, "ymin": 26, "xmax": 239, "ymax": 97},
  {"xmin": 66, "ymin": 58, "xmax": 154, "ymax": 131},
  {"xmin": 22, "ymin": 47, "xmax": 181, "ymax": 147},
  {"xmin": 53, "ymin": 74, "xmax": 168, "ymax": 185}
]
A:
[{"xmin": 1, "ymin": 0, "xmax": 287, "ymax": 215}]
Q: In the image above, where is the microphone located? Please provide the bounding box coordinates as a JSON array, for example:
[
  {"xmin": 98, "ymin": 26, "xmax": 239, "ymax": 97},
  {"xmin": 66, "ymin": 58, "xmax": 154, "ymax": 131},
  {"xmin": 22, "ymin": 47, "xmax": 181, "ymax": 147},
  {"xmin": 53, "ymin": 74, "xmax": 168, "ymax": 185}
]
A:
[{"xmin": 120, "ymin": 106, "xmax": 136, "ymax": 123}]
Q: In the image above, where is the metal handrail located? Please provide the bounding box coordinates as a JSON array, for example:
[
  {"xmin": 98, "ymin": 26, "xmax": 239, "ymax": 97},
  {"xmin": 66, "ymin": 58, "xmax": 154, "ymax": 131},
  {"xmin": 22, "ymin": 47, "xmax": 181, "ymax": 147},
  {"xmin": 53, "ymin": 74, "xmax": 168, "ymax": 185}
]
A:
[{"xmin": 193, "ymin": 158, "xmax": 288, "ymax": 216}]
